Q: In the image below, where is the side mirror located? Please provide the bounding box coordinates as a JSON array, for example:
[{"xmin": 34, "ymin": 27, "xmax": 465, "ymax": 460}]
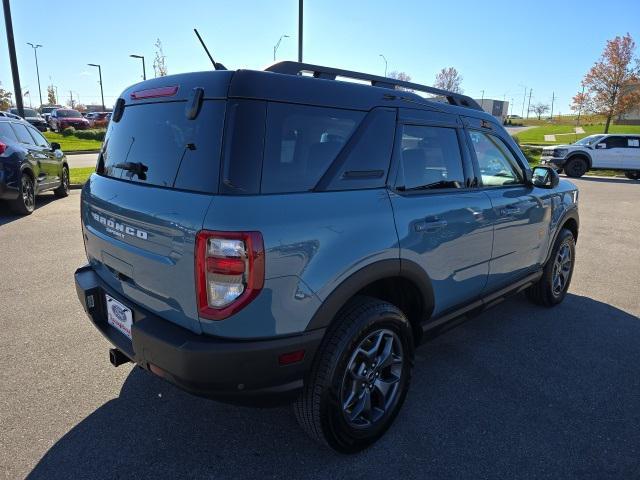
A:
[
  {"xmin": 531, "ymin": 166, "xmax": 559, "ymax": 189},
  {"xmin": 50, "ymin": 142, "xmax": 61, "ymax": 151}
]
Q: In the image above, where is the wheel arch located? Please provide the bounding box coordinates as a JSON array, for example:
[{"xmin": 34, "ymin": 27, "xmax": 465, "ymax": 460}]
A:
[
  {"xmin": 545, "ymin": 207, "xmax": 579, "ymax": 264},
  {"xmin": 566, "ymin": 151, "xmax": 592, "ymax": 169},
  {"xmin": 305, "ymin": 259, "xmax": 434, "ymax": 345}
]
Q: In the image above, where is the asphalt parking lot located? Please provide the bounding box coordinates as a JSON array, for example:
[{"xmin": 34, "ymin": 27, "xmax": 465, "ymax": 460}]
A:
[{"xmin": 1, "ymin": 177, "xmax": 639, "ymax": 480}]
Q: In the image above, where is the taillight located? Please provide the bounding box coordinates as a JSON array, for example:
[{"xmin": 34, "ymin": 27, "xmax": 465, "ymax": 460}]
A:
[
  {"xmin": 195, "ymin": 231, "xmax": 264, "ymax": 320},
  {"xmin": 0, "ymin": 142, "xmax": 6, "ymax": 155}
]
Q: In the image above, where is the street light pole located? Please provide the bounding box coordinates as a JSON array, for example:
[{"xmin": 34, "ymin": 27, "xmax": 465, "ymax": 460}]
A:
[
  {"xmin": 379, "ymin": 54, "xmax": 387, "ymax": 77},
  {"xmin": 27, "ymin": 42, "xmax": 43, "ymax": 107},
  {"xmin": 298, "ymin": 0, "xmax": 303, "ymax": 62},
  {"xmin": 129, "ymin": 54, "xmax": 146, "ymax": 80},
  {"xmin": 3, "ymin": 0, "xmax": 24, "ymax": 117},
  {"xmin": 88, "ymin": 63, "xmax": 105, "ymax": 111},
  {"xmin": 273, "ymin": 34, "xmax": 289, "ymax": 62}
]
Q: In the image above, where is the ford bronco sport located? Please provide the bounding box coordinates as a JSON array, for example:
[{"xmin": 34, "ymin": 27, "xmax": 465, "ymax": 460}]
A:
[{"xmin": 74, "ymin": 62, "xmax": 579, "ymax": 453}]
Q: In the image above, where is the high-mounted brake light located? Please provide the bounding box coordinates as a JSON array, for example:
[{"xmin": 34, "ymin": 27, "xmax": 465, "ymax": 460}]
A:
[
  {"xmin": 195, "ymin": 231, "xmax": 265, "ymax": 320},
  {"xmin": 130, "ymin": 85, "xmax": 178, "ymax": 100}
]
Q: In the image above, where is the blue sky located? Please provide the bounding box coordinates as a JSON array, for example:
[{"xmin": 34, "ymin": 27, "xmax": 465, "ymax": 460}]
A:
[{"xmin": 1, "ymin": 0, "xmax": 639, "ymax": 113}]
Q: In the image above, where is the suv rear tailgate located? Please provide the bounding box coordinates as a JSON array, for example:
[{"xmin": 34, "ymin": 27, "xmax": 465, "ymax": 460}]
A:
[{"xmin": 82, "ymin": 176, "xmax": 213, "ymax": 333}]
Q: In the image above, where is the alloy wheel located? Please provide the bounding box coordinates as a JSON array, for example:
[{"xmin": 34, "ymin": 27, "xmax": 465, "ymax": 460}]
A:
[
  {"xmin": 22, "ymin": 175, "xmax": 35, "ymax": 211},
  {"xmin": 340, "ymin": 328, "xmax": 404, "ymax": 428},
  {"xmin": 552, "ymin": 242, "xmax": 572, "ymax": 296}
]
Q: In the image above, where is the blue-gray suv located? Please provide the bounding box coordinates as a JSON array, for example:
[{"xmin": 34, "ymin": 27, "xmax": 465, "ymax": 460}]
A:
[{"xmin": 74, "ymin": 62, "xmax": 579, "ymax": 452}]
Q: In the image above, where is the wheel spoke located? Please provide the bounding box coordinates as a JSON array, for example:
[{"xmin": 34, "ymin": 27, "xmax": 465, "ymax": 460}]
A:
[
  {"xmin": 349, "ymin": 389, "xmax": 371, "ymax": 423},
  {"xmin": 374, "ymin": 375, "xmax": 399, "ymax": 399}
]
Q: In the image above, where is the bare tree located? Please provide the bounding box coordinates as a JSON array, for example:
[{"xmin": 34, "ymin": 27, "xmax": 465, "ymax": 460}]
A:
[
  {"xmin": 434, "ymin": 67, "xmax": 463, "ymax": 93},
  {"xmin": 572, "ymin": 33, "xmax": 640, "ymax": 132},
  {"xmin": 0, "ymin": 87, "xmax": 12, "ymax": 110},
  {"xmin": 153, "ymin": 38, "xmax": 168, "ymax": 77},
  {"xmin": 530, "ymin": 102, "xmax": 550, "ymax": 120},
  {"xmin": 387, "ymin": 71, "xmax": 412, "ymax": 91}
]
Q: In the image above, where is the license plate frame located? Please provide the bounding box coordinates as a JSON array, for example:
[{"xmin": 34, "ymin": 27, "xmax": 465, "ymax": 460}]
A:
[{"xmin": 105, "ymin": 294, "xmax": 133, "ymax": 340}]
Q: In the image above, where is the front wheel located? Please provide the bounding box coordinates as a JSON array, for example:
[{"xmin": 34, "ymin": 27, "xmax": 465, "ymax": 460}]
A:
[
  {"xmin": 526, "ymin": 228, "xmax": 576, "ymax": 306},
  {"xmin": 54, "ymin": 166, "xmax": 70, "ymax": 198},
  {"xmin": 625, "ymin": 171, "xmax": 640, "ymax": 180},
  {"xmin": 294, "ymin": 296, "xmax": 414, "ymax": 453},
  {"xmin": 564, "ymin": 157, "xmax": 588, "ymax": 178}
]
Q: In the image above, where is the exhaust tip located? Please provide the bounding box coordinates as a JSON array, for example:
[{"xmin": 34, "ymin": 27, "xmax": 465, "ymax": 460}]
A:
[{"xmin": 109, "ymin": 348, "xmax": 131, "ymax": 367}]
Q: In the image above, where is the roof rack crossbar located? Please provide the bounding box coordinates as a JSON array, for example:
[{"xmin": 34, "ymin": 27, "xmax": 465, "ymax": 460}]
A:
[{"xmin": 265, "ymin": 61, "xmax": 483, "ymax": 111}]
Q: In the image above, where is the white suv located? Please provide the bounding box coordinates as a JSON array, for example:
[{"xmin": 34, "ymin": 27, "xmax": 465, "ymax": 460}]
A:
[{"xmin": 541, "ymin": 134, "xmax": 640, "ymax": 179}]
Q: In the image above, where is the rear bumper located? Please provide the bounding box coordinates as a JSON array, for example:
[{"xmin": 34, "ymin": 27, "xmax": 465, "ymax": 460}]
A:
[
  {"xmin": 74, "ymin": 264, "xmax": 324, "ymax": 405},
  {"xmin": 0, "ymin": 172, "xmax": 19, "ymax": 200}
]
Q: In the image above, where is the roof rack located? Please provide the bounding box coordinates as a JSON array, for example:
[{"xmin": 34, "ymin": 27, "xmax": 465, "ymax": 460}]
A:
[{"xmin": 265, "ymin": 61, "xmax": 483, "ymax": 111}]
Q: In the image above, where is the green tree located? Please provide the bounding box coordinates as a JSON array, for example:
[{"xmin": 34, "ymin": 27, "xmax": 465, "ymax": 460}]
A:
[
  {"xmin": 0, "ymin": 87, "xmax": 11, "ymax": 110},
  {"xmin": 47, "ymin": 84, "xmax": 57, "ymax": 105}
]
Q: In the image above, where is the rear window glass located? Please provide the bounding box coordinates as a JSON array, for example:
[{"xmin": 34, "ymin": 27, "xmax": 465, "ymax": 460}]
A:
[
  {"xmin": 261, "ymin": 103, "xmax": 364, "ymax": 193},
  {"xmin": 0, "ymin": 123, "xmax": 18, "ymax": 143},
  {"xmin": 101, "ymin": 100, "xmax": 225, "ymax": 193}
]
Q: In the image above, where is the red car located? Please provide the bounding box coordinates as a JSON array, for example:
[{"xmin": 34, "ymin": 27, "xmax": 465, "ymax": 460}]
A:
[
  {"xmin": 85, "ymin": 112, "xmax": 110, "ymax": 128},
  {"xmin": 48, "ymin": 109, "xmax": 90, "ymax": 132}
]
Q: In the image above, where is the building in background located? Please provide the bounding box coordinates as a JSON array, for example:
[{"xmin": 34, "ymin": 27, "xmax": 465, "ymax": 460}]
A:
[
  {"xmin": 615, "ymin": 82, "xmax": 640, "ymax": 125},
  {"xmin": 474, "ymin": 98, "xmax": 509, "ymax": 122}
]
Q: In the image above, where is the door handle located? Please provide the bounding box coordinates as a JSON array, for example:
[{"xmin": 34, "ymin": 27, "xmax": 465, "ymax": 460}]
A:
[
  {"xmin": 500, "ymin": 206, "xmax": 521, "ymax": 216},
  {"xmin": 415, "ymin": 218, "xmax": 448, "ymax": 232}
]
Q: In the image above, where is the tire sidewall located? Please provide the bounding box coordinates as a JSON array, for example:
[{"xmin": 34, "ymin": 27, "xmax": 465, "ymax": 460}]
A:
[
  {"xmin": 19, "ymin": 173, "xmax": 35, "ymax": 214},
  {"xmin": 543, "ymin": 229, "xmax": 575, "ymax": 304},
  {"xmin": 565, "ymin": 157, "xmax": 587, "ymax": 178},
  {"xmin": 320, "ymin": 306, "xmax": 414, "ymax": 453}
]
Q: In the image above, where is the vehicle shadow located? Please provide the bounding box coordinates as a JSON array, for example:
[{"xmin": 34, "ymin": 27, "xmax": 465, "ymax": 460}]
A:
[
  {"xmin": 27, "ymin": 294, "xmax": 640, "ymax": 480},
  {"xmin": 0, "ymin": 193, "xmax": 59, "ymax": 227}
]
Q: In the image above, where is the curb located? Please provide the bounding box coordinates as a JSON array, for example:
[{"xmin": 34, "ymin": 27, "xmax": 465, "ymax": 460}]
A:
[
  {"xmin": 65, "ymin": 150, "xmax": 100, "ymax": 155},
  {"xmin": 70, "ymin": 184, "xmax": 84, "ymax": 190}
]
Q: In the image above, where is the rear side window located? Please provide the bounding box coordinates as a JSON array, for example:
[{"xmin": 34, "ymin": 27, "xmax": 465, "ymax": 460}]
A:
[
  {"xmin": 398, "ymin": 125, "xmax": 465, "ymax": 190},
  {"xmin": 11, "ymin": 123, "xmax": 35, "ymax": 145},
  {"xmin": 261, "ymin": 103, "xmax": 364, "ymax": 193},
  {"xmin": 101, "ymin": 100, "xmax": 225, "ymax": 193},
  {"xmin": 0, "ymin": 123, "xmax": 18, "ymax": 143}
]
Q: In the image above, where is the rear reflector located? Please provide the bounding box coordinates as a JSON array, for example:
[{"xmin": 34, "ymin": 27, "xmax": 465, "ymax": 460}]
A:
[
  {"xmin": 279, "ymin": 350, "xmax": 305, "ymax": 365},
  {"xmin": 130, "ymin": 85, "xmax": 178, "ymax": 100}
]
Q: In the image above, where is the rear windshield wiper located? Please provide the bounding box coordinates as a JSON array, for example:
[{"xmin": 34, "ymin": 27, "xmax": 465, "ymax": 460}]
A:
[
  {"xmin": 114, "ymin": 162, "xmax": 148, "ymax": 180},
  {"xmin": 400, "ymin": 180, "xmax": 460, "ymax": 191}
]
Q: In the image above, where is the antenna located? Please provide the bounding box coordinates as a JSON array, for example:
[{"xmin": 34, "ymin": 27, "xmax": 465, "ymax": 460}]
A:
[{"xmin": 193, "ymin": 28, "xmax": 226, "ymax": 70}]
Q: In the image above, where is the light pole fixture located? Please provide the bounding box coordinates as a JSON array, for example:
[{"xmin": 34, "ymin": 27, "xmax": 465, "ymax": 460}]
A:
[
  {"xmin": 273, "ymin": 34, "xmax": 289, "ymax": 62},
  {"xmin": 27, "ymin": 42, "xmax": 43, "ymax": 107},
  {"xmin": 87, "ymin": 63, "xmax": 105, "ymax": 111},
  {"xmin": 379, "ymin": 54, "xmax": 388, "ymax": 77},
  {"xmin": 129, "ymin": 54, "xmax": 146, "ymax": 80}
]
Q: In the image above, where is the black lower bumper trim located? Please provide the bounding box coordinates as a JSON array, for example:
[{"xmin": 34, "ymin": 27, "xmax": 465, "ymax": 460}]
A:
[{"xmin": 74, "ymin": 265, "xmax": 325, "ymax": 405}]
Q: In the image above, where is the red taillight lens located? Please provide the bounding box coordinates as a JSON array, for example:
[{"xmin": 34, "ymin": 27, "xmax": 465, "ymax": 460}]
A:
[
  {"xmin": 130, "ymin": 85, "xmax": 178, "ymax": 100},
  {"xmin": 0, "ymin": 142, "xmax": 6, "ymax": 155},
  {"xmin": 195, "ymin": 231, "xmax": 264, "ymax": 320}
]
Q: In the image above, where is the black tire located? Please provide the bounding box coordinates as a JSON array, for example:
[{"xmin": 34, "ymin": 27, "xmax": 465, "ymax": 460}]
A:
[
  {"xmin": 10, "ymin": 173, "xmax": 36, "ymax": 215},
  {"xmin": 526, "ymin": 228, "xmax": 575, "ymax": 307},
  {"xmin": 556, "ymin": 168, "xmax": 564, "ymax": 175},
  {"xmin": 564, "ymin": 157, "xmax": 588, "ymax": 178},
  {"xmin": 294, "ymin": 296, "xmax": 414, "ymax": 453},
  {"xmin": 54, "ymin": 166, "xmax": 70, "ymax": 198},
  {"xmin": 625, "ymin": 171, "xmax": 640, "ymax": 180}
]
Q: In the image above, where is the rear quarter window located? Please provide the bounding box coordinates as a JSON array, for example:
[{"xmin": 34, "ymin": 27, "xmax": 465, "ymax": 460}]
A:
[{"xmin": 261, "ymin": 103, "xmax": 364, "ymax": 193}]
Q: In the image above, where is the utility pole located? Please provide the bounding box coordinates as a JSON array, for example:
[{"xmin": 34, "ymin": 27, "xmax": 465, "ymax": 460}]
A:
[
  {"xmin": 480, "ymin": 90, "xmax": 485, "ymax": 108},
  {"xmin": 3, "ymin": 0, "xmax": 25, "ymax": 117},
  {"xmin": 521, "ymin": 86, "xmax": 526, "ymax": 118},
  {"xmin": 298, "ymin": 0, "xmax": 303, "ymax": 62},
  {"xmin": 69, "ymin": 90, "xmax": 74, "ymax": 108},
  {"xmin": 526, "ymin": 88, "xmax": 532, "ymax": 119},
  {"xmin": 550, "ymin": 92, "xmax": 555, "ymax": 120},
  {"xmin": 27, "ymin": 43, "xmax": 43, "ymax": 107}
]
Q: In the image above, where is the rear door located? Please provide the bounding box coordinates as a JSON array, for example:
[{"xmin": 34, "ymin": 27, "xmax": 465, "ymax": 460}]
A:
[
  {"xmin": 622, "ymin": 136, "xmax": 640, "ymax": 169},
  {"xmin": 10, "ymin": 122, "xmax": 48, "ymax": 187},
  {"xmin": 466, "ymin": 126, "xmax": 548, "ymax": 292},
  {"xmin": 82, "ymin": 83, "xmax": 229, "ymax": 334},
  {"xmin": 390, "ymin": 109, "xmax": 493, "ymax": 317}
]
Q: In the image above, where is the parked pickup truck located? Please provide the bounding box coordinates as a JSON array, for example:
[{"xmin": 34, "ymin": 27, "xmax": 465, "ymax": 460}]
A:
[
  {"xmin": 541, "ymin": 134, "xmax": 640, "ymax": 179},
  {"xmin": 74, "ymin": 62, "xmax": 580, "ymax": 452}
]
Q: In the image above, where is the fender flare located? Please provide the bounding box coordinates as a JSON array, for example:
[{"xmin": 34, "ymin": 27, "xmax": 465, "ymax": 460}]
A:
[
  {"xmin": 544, "ymin": 206, "xmax": 579, "ymax": 264},
  {"xmin": 305, "ymin": 258, "xmax": 435, "ymax": 331}
]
